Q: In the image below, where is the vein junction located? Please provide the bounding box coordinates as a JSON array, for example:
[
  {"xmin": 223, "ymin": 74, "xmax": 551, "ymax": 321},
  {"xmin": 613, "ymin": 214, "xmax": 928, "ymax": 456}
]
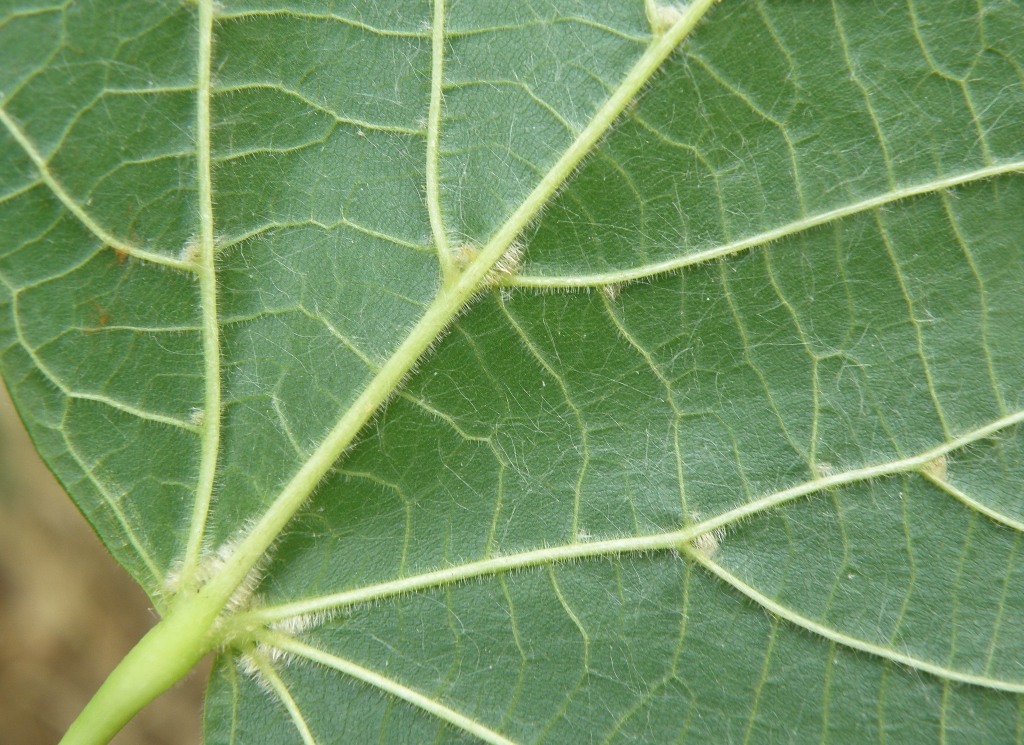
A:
[{"xmin": 194, "ymin": 0, "xmax": 722, "ymax": 624}]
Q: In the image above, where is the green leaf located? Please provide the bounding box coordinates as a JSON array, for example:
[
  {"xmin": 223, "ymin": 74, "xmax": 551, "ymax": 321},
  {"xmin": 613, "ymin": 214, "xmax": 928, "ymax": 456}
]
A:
[{"xmin": 2, "ymin": 0, "xmax": 1023, "ymax": 742}]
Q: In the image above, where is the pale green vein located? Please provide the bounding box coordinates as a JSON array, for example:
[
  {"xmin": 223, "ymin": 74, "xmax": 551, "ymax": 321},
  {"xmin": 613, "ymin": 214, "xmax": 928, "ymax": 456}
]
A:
[
  {"xmin": 224, "ymin": 662, "xmax": 241, "ymax": 743},
  {"xmin": 537, "ymin": 567, "xmax": 591, "ymax": 742},
  {"xmin": 454, "ymin": 0, "xmax": 718, "ymax": 288},
  {"xmin": 0, "ymin": 107, "xmax": 194, "ymax": 272},
  {"xmin": 689, "ymin": 50, "xmax": 807, "ymax": 212},
  {"xmin": 0, "ymin": 4, "xmax": 64, "ymax": 23},
  {"xmin": 941, "ymin": 189, "xmax": 1007, "ymax": 414},
  {"xmin": 244, "ymin": 651, "xmax": 317, "ymax": 745},
  {"xmin": 875, "ymin": 210, "xmax": 952, "ymax": 440},
  {"xmin": 832, "ymin": 1, "xmax": 896, "ymax": 190},
  {"xmin": 427, "ymin": 0, "xmax": 454, "ymax": 283},
  {"xmin": 920, "ymin": 469, "xmax": 1024, "ymax": 532},
  {"xmin": 496, "ymin": 576, "xmax": 528, "ymax": 730},
  {"xmin": 752, "ymin": 3, "xmax": 806, "ymax": 213},
  {"xmin": 549, "ymin": 566, "xmax": 590, "ymax": 667},
  {"xmin": 212, "ymin": 82, "xmax": 425, "ymax": 136},
  {"xmin": 742, "ymin": 616, "xmax": 780, "ymax": 745},
  {"xmin": 889, "ymin": 490, "xmax": 920, "ymax": 663},
  {"xmin": 644, "ymin": 0, "xmax": 665, "ymax": 32},
  {"xmin": 601, "ymin": 292, "xmax": 687, "ymax": 517},
  {"xmin": 271, "ymin": 395, "xmax": 305, "ymax": 457},
  {"xmin": 983, "ymin": 534, "xmax": 1020, "ymax": 676},
  {"xmin": 0, "ymin": 177, "xmax": 44, "ymax": 206},
  {"xmin": 686, "ymin": 548, "xmax": 1024, "ymax": 693},
  {"xmin": 0, "ymin": 233, "xmax": 100, "ymax": 290},
  {"xmin": 327, "ymin": 468, "xmax": 414, "ymax": 571},
  {"xmin": 442, "ymin": 79, "xmax": 576, "ymax": 135},
  {"xmin": 397, "ymin": 390, "xmax": 493, "ymax": 443},
  {"xmin": 194, "ymin": 0, "xmax": 721, "ymax": 617},
  {"xmin": 71, "ymin": 323, "xmax": 203, "ymax": 334},
  {"xmin": 939, "ymin": 681, "xmax": 951, "ymax": 744},
  {"xmin": 69, "ymin": 393, "xmax": 198, "ymax": 432},
  {"xmin": 216, "ymin": 218, "xmax": 431, "ymax": 254},
  {"xmin": 239, "ymin": 409, "xmax": 1024, "ymax": 624},
  {"xmin": 498, "ymin": 297, "xmax": 589, "ymax": 538},
  {"xmin": 445, "ymin": 16, "xmax": 649, "ymax": 44},
  {"xmin": 179, "ymin": 0, "xmax": 222, "ymax": 590},
  {"xmin": 942, "ymin": 515, "xmax": 974, "ymax": 680},
  {"xmin": 600, "ymin": 676, "xmax": 672, "ymax": 745},
  {"xmin": 719, "ymin": 260, "xmax": 809, "ymax": 463},
  {"xmin": 98, "ymin": 84, "xmax": 197, "ymax": 96},
  {"xmin": 506, "ymin": 161, "xmax": 1024, "ymax": 288},
  {"xmin": 761, "ymin": 250, "xmax": 823, "ymax": 471},
  {"xmin": 821, "ymin": 642, "xmax": 837, "ymax": 738},
  {"xmin": 484, "ymin": 460, "xmax": 509, "ymax": 558},
  {"xmin": 212, "ymin": 7, "xmax": 430, "ymax": 38},
  {"xmin": 258, "ymin": 632, "xmax": 516, "ymax": 745},
  {"xmin": 311, "ymin": 312, "xmax": 381, "ymax": 371}
]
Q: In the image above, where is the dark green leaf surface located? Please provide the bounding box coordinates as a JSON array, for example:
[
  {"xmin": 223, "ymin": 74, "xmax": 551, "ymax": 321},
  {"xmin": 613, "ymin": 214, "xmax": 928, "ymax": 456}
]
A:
[{"xmin": 1, "ymin": 0, "xmax": 1023, "ymax": 742}]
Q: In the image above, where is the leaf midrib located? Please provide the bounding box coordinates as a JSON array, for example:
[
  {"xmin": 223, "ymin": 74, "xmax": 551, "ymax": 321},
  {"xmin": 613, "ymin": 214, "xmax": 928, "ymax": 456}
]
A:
[{"xmin": 193, "ymin": 0, "xmax": 722, "ymax": 618}]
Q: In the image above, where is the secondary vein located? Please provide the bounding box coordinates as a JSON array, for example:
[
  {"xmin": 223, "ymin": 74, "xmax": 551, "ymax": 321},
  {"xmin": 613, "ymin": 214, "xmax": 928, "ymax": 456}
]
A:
[
  {"xmin": 505, "ymin": 160, "xmax": 1024, "ymax": 288},
  {"xmin": 239, "ymin": 407, "xmax": 1024, "ymax": 623},
  {"xmin": 260, "ymin": 632, "xmax": 517, "ymax": 745}
]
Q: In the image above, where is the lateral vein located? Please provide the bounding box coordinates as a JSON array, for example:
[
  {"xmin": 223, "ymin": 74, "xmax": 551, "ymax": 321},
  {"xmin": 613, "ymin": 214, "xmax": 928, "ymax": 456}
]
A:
[
  {"xmin": 687, "ymin": 549, "xmax": 1024, "ymax": 693},
  {"xmin": 259, "ymin": 632, "xmax": 517, "ymax": 745},
  {"xmin": 505, "ymin": 160, "xmax": 1024, "ymax": 288},
  {"xmin": 240, "ymin": 408, "xmax": 1024, "ymax": 622}
]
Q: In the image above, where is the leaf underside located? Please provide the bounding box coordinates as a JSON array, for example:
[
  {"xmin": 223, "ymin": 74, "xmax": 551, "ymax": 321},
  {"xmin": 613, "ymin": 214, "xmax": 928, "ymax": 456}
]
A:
[{"xmin": 2, "ymin": 0, "xmax": 1024, "ymax": 743}]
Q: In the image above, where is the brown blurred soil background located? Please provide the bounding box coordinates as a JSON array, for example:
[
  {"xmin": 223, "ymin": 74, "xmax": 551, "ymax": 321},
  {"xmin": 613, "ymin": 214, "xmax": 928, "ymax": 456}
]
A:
[{"xmin": 0, "ymin": 385, "xmax": 207, "ymax": 744}]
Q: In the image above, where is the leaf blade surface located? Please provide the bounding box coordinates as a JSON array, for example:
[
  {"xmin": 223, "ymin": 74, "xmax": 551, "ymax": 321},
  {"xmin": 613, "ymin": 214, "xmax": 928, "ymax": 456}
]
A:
[{"xmin": 0, "ymin": 0, "xmax": 1022, "ymax": 742}]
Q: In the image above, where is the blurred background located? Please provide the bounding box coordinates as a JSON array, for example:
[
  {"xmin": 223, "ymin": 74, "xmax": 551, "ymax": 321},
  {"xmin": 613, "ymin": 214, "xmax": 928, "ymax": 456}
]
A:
[{"xmin": 0, "ymin": 385, "xmax": 207, "ymax": 744}]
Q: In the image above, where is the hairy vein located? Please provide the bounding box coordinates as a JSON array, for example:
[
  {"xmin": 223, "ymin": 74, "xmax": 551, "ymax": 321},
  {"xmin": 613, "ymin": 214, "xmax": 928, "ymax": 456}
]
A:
[
  {"xmin": 506, "ymin": 160, "xmax": 1024, "ymax": 288},
  {"xmin": 257, "ymin": 631, "xmax": 516, "ymax": 745},
  {"xmin": 921, "ymin": 470, "xmax": 1024, "ymax": 533},
  {"xmin": 9, "ymin": 295, "xmax": 199, "ymax": 433},
  {"xmin": 241, "ymin": 409, "xmax": 1024, "ymax": 623},
  {"xmin": 687, "ymin": 549, "xmax": 1024, "ymax": 693},
  {"xmin": 245, "ymin": 651, "xmax": 317, "ymax": 745},
  {"xmin": 180, "ymin": 0, "xmax": 223, "ymax": 588}
]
